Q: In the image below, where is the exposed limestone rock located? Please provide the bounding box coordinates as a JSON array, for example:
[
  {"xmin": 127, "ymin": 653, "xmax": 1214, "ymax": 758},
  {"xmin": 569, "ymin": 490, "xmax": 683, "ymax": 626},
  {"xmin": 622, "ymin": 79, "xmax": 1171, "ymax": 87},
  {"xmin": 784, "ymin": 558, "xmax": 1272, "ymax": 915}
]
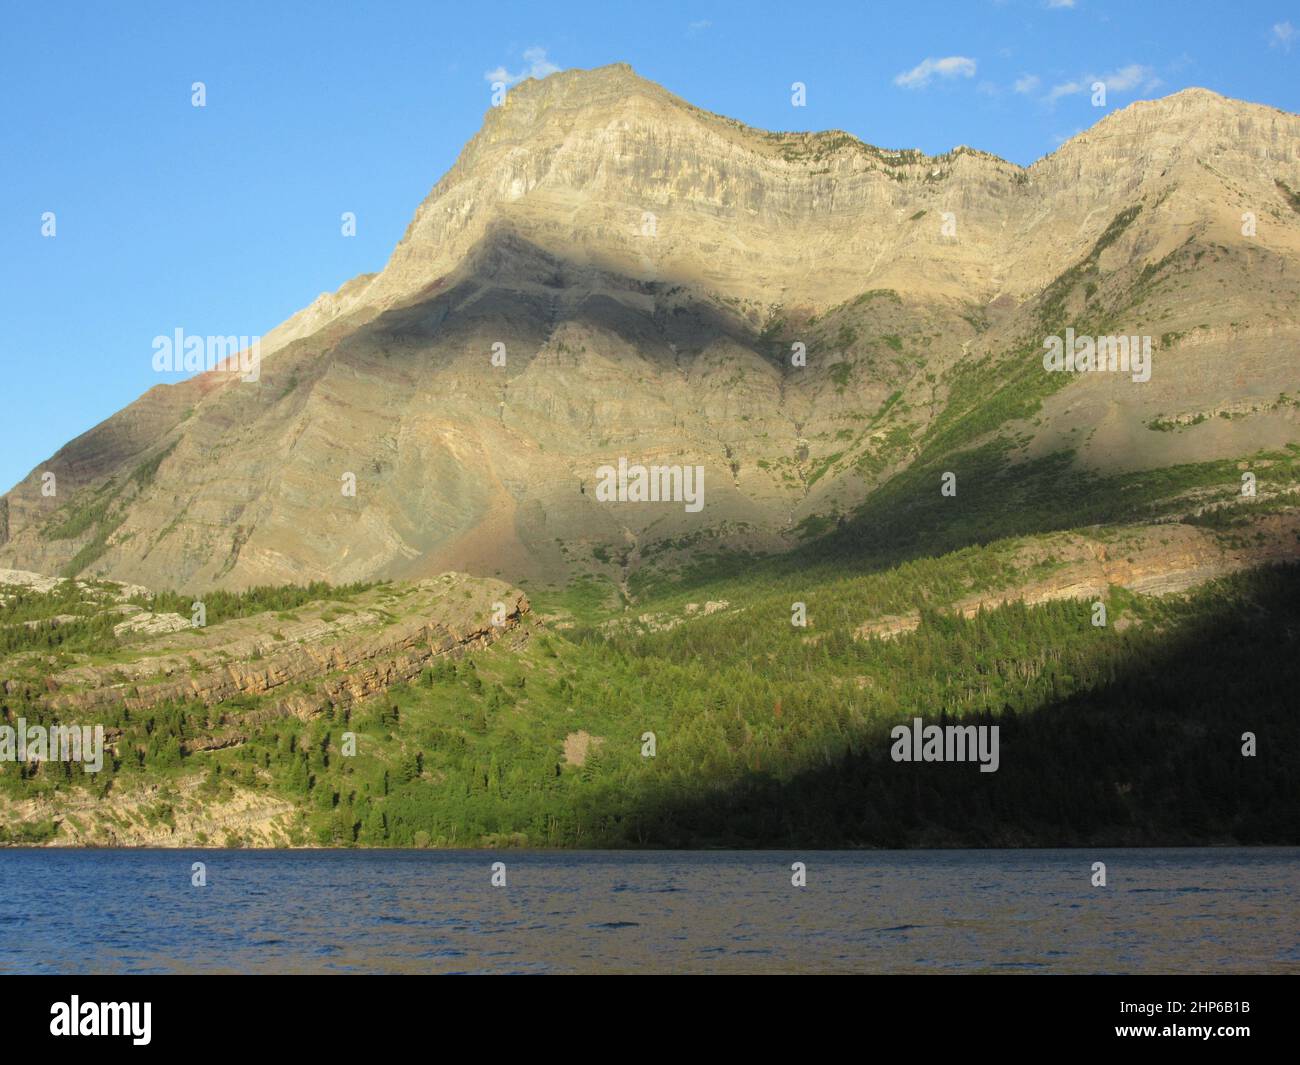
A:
[
  {"xmin": 853, "ymin": 516, "xmax": 1300, "ymax": 641},
  {"xmin": 0, "ymin": 777, "xmax": 297, "ymax": 848},
  {"xmin": 38, "ymin": 573, "xmax": 528, "ymax": 721},
  {"xmin": 0, "ymin": 68, "xmax": 1295, "ymax": 592},
  {"xmin": 112, "ymin": 611, "xmax": 190, "ymax": 637}
]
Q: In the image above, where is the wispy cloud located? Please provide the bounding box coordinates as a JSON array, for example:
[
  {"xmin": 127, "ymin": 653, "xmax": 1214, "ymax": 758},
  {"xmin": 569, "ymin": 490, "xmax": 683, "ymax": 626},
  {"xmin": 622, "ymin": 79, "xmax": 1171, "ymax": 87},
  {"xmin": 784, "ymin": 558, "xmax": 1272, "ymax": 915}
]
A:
[
  {"xmin": 1046, "ymin": 0, "xmax": 1077, "ymax": 9},
  {"xmin": 1271, "ymin": 21, "xmax": 1296, "ymax": 52},
  {"xmin": 1045, "ymin": 63, "xmax": 1160, "ymax": 104},
  {"xmin": 1014, "ymin": 74, "xmax": 1041, "ymax": 94},
  {"xmin": 1045, "ymin": 78, "xmax": 1086, "ymax": 103},
  {"xmin": 484, "ymin": 46, "xmax": 561, "ymax": 87},
  {"xmin": 893, "ymin": 56, "xmax": 977, "ymax": 90},
  {"xmin": 687, "ymin": 20, "xmax": 712, "ymax": 37}
]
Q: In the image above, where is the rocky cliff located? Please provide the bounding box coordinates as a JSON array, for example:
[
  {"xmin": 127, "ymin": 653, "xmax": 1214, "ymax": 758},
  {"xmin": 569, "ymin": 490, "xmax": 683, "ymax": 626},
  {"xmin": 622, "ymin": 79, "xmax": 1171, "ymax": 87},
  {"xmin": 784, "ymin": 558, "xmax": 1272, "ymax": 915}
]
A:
[{"xmin": 2, "ymin": 65, "xmax": 1298, "ymax": 593}]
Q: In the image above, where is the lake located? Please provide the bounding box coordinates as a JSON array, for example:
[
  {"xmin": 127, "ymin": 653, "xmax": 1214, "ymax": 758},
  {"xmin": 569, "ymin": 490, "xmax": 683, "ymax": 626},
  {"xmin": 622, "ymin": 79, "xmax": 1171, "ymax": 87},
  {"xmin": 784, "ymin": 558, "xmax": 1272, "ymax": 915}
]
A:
[{"xmin": 1, "ymin": 847, "xmax": 1296, "ymax": 974}]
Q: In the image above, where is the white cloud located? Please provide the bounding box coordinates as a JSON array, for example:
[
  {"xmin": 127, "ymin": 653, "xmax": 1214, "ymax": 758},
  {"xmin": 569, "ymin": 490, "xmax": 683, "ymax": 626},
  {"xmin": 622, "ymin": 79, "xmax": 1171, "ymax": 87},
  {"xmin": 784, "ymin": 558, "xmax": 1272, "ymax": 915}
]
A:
[
  {"xmin": 1046, "ymin": 63, "xmax": 1160, "ymax": 104},
  {"xmin": 1014, "ymin": 74, "xmax": 1041, "ymax": 94},
  {"xmin": 893, "ymin": 56, "xmax": 977, "ymax": 89},
  {"xmin": 1046, "ymin": 0, "xmax": 1077, "ymax": 9},
  {"xmin": 484, "ymin": 46, "xmax": 561, "ymax": 87},
  {"xmin": 1046, "ymin": 78, "xmax": 1085, "ymax": 103},
  {"xmin": 1272, "ymin": 21, "xmax": 1296, "ymax": 52},
  {"xmin": 1102, "ymin": 63, "xmax": 1159, "ymax": 91}
]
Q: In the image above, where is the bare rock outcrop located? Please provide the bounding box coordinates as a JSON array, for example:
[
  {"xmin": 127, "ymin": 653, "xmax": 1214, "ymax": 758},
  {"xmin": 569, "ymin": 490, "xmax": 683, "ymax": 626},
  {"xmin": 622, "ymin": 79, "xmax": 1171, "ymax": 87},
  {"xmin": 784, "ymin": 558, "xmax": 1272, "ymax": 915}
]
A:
[{"xmin": 38, "ymin": 574, "xmax": 529, "ymax": 720}]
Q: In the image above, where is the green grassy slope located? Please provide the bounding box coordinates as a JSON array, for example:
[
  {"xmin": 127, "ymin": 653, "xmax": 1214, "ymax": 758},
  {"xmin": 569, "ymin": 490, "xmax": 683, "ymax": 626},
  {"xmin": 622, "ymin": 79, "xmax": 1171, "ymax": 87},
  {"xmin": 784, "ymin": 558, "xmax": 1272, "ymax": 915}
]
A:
[{"xmin": 3, "ymin": 528, "xmax": 1296, "ymax": 847}]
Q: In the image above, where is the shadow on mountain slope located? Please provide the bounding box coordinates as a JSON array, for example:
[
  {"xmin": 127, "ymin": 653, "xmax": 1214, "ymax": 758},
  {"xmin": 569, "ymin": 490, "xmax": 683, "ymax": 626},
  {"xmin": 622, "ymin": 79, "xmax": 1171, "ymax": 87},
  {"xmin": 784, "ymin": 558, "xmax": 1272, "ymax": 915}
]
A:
[
  {"xmin": 315, "ymin": 226, "xmax": 774, "ymax": 375},
  {"xmin": 632, "ymin": 441, "xmax": 1300, "ymax": 606},
  {"xmin": 610, "ymin": 563, "xmax": 1300, "ymax": 848}
]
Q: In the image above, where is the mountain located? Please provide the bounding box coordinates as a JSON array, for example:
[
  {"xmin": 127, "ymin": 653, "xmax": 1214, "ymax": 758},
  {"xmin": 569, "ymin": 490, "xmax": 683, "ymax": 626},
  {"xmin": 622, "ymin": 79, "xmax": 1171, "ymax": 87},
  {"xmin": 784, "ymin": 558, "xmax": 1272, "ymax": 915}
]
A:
[
  {"xmin": 3, "ymin": 66, "xmax": 1300, "ymax": 850},
  {"xmin": 4, "ymin": 64, "xmax": 1299, "ymax": 597}
]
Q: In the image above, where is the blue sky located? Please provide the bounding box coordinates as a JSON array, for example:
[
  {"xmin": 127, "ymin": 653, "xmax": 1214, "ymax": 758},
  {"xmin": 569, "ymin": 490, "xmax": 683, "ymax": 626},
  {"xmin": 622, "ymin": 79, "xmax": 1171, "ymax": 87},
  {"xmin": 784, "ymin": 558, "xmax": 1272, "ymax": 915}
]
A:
[{"xmin": 1, "ymin": 0, "xmax": 1297, "ymax": 492}]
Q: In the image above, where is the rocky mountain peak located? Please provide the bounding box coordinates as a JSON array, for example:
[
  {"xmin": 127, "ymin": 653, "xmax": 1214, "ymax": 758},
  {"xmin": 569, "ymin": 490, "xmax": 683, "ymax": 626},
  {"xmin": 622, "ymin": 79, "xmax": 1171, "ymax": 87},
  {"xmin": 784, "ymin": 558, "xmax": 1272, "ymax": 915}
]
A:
[{"xmin": 2, "ymin": 70, "xmax": 1297, "ymax": 594}]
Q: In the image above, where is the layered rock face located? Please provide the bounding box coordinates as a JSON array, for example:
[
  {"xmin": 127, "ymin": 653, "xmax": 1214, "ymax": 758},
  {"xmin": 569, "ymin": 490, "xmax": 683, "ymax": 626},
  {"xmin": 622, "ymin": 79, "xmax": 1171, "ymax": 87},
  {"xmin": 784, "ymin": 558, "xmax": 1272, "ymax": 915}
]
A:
[
  {"xmin": 852, "ymin": 512, "xmax": 1300, "ymax": 641},
  {"xmin": 12, "ymin": 573, "xmax": 528, "ymax": 719},
  {"xmin": 2, "ymin": 65, "xmax": 1299, "ymax": 591}
]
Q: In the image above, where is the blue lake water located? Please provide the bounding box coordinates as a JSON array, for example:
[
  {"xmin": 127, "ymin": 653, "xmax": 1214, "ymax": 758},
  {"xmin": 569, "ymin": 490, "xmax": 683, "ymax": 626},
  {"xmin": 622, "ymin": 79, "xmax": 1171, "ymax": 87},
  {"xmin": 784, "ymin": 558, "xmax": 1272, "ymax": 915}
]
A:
[{"xmin": 1, "ymin": 848, "xmax": 1296, "ymax": 974}]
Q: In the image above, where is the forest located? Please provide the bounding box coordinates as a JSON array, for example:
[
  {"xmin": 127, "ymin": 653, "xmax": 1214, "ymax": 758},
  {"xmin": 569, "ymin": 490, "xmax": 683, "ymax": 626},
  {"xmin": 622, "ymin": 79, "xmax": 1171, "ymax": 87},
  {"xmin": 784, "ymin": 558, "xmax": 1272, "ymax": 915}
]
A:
[{"xmin": 2, "ymin": 541, "xmax": 1294, "ymax": 848}]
